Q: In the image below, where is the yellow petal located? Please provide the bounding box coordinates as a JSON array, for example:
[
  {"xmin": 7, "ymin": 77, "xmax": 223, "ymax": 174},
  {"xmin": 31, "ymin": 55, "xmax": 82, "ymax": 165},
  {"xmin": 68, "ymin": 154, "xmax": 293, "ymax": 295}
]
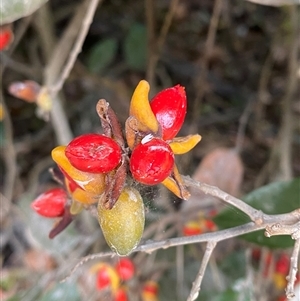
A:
[
  {"xmin": 169, "ymin": 134, "xmax": 201, "ymax": 155},
  {"xmin": 273, "ymin": 273, "xmax": 287, "ymax": 290},
  {"xmin": 129, "ymin": 80, "xmax": 159, "ymax": 133},
  {"xmin": 36, "ymin": 87, "xmax": 52, "ymax": 112},
  {"xmin": 52, "ymin": 146, "xmax": 106, "ymax": 195},
  {"xmin": 69, "ymin": 199, "xmax": 85, "ymax": 214},
  {"xmin": 0, "ymin": 103, "xmax": 4, "ymax": 121},
  {"xmin": 65, "ymin": 177, "xmax": 99, "ymax": 205},
  {"xmin": 90, "ymin": 263, "xmax": 120, "ymax": 292},
  {"xmin": 162, "ymin": 164, "xmax": 190, "ymax": 200}
]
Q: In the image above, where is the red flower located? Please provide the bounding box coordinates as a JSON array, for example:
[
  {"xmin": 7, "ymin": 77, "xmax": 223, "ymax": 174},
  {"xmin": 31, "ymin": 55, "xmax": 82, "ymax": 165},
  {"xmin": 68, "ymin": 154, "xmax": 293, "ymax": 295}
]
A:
[
  {"xmin": 115, "ymin": 258, "xmax": 135, "ymax": 281},
  {"xmin": 31, "ymin": 188, "xmax": 67, "ymax": 217}
]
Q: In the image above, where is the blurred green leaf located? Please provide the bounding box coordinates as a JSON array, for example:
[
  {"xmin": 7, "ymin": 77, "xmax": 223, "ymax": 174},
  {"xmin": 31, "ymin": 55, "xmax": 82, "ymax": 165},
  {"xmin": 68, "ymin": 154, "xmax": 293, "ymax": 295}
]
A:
[
  {"xmin": 7, "ymin": 295, "xmax": 22, "ymax": 301},
  {"xmin": 87, "ymin": 38, "xmax": 118, "ymax": 74},
  {"xmin": 39, "ymin": 282, "xmax": 81, "ymax": 301},
  {"xmin": 124, "ymin": 23, "xmax": 147, "ymax": 70},
  {"xmin": 211, "ymin": 289, "xmax": 238, "ymax": 301},
  {"xmin": 0, "ymin": 0, "xmax": 48, "ymax": 24},
  {"xmin": 214, "ymin": 178, "xmax": 300, "ymax": 249},
  {"xmin": 220, "ymin": 250, "xmax": 246, "ymax": 281}
]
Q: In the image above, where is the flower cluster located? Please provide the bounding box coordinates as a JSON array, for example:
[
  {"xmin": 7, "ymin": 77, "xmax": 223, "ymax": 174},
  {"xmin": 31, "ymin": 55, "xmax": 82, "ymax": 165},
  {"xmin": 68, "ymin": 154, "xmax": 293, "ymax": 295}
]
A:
[
  {"xmin": 183, "ymin": 210, "xmax": 217, "ymax": 237},
  {"xmin": 31, "ymin": 80, "xmax": 201, "ymax": 254},
  {"xmin": 92, "ymin": 258, "xmax": 134, "ymax": 301},
  {"xmin": 91, "ymin": 258, "xmax": 159, "ymax": 301},
  {"xmin": 251, "ymin": 249, "xmax": 300, "ymax": 301}
]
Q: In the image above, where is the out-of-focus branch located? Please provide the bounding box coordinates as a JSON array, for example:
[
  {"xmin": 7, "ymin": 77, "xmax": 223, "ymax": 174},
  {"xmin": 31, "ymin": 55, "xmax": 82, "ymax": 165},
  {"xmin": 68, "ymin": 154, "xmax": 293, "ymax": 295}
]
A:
[
  {"xmin": 145, "ymin": 0, "xmax": 180, "ymax": 88},
  {"xmin": 192, "ymin": 0, "xmax": 223, "ymax": 122},
  {"xmin": 245, "ymin": 0, "xmax": 299, "ymax": 6},
  {"xmin": 35, "ymin": 0, "xmax": 101, "ymax": 145},
  {"xmin": 183, "ymin": 176, "xmax": 264, "ymax": 223},
  {"xmin": 50, "ymin": 0, "xmax": 101, "ymax": 96},
  {"xmin": 187, "ymin": 241, "xmax": 217, "ymax": 301},
  {"xmin": 278, "ymin": 6, "xmax": 298, "ymax": 181},
  {"xmin": 64, "ymin": 206, "xmax": 299, "ymax": 283},
  {"xmin": 0, "ymin": 92, "xmax": 17, "ymax": 204}
]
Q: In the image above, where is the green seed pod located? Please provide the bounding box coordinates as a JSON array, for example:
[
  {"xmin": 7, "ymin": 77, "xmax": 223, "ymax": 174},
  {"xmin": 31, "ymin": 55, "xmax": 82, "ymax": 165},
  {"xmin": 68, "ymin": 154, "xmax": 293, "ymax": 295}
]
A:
[{"xmin": 98, "ymin": 186, "xmax": 145, "ymax": 256}]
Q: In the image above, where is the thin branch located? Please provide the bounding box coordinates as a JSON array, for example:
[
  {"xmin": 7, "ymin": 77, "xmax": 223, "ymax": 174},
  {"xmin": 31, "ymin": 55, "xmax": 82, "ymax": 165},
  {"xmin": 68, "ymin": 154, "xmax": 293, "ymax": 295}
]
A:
[
  {"xmin": 63, "ymin": 208, "xmax": 300, "ymax": 282},
  {"xmin": 61, "ymin": 251, "xmax": 116, "ymax": 283},
  {"xmin": 187, "ymin": 241, "xmax": 217, "ymax": 301},
  {"xmin": 43, "ymin": 0, "xmax": 90, "ymax": 84},
  {"xmin": 235, "ymin": 99, "xmax": 255, "ymax": 153},
  {"xmin": 34, "ymin": 4, "xmax": 73, "ymax": 145},
  {"xmin": 146, "ymin": 0, "xmax": 179, "ymax": 88},
  {"xmin": 286, "ymin": 239, "xmax": 300, "ymax": 298},
  {"xmin": 50, "ymin": 0, "xmax": 101, "ymax": 96},
  {"xmin": 265, "ymin": 221, "xmax": 300, "ymax": 238},
  {"xmin": 254, "ymin": 48, "xmax": 274, "ymax": 142},
  {"xmin": 36, "ymin": 0, "xmax": 101, "ymax": 145},
  {"xmin": 278, "ymin": 6, "xmax": 298, "ymax": 181},
  {"xmin": 145, "ymin": 0, "xmax": 156, "ymax": 87},
  {"xmin": 0, "ymin": 92, "xmax": 18, "ymax": 204},
  {"xmin": 176, "ymin": 245, "xmax": 185, "ymax": 299},
  {"xmin": 192, "ymin": 0, "xmax": 223, "ymax": 121},
  {"xmin": 244, "ymin": 0, "xmax": 299, "ymax": 6},
  {"xmin": 183, "ymin": 176, "xmax": 264, "ymax": 223}
]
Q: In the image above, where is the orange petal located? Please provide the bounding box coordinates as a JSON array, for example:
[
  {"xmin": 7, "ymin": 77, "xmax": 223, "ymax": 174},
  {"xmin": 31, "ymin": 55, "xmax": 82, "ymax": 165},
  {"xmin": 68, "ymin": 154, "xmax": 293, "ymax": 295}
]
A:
[
  {"xmin": 162, "ymin": 164, "xmax": 190, "ymax": 200},
  {"xmin": 52, "ymin": 146, "xmax": 106, "ymax": 195},
  {"xmin": 71, "ymin": 189, "xmax": 99, "ymax": 205},
  {"xmin": 129, "ymin": 80, "xmax": 159, "ymax": 133},
  {"xmin": 8, "ymin": 80, "xmax": 41, "ymax": 103},
  {"xmin": 169, "ymin": 134, "xmax": 201, "ymax": 155}
]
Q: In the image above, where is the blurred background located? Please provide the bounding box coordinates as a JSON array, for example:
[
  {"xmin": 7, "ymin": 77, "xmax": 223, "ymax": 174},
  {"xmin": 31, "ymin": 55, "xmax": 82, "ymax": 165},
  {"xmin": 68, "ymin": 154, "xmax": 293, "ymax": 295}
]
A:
[{"xmin": 1, "ymin": 0, "xmax": 299, "ymax": 300}]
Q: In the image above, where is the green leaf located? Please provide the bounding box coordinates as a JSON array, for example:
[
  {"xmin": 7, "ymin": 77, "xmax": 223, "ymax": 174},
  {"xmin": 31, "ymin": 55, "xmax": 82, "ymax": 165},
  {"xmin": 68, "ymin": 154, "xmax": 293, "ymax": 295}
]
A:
[
  {"xmin": 87, "ymin": 38, "xmax": 118, "ymax": 74},
  {"xmin": 124, "ymin": 23, "xmax": 147, "ymax": 71},
  {"xmin": 7, "ymin": 295, "xmax": 22, "ymax": 301},
  {"xmin": 220, "ymin": 250, "xmax": 246, "ymax": 281},
  {"xmin": 211, "ymin": 289, "xmax": 239, "ymax": 301},
  {"xmin": 39, "ymin": 282, "xmax": 81, "ymax": 301},
  {"xmin": 214, "ymin": 178, "xmax": 300, "ymax": 249},
  {"xmin": 0, "ymin": 0, "xmax": 48, "ymax": 24}
]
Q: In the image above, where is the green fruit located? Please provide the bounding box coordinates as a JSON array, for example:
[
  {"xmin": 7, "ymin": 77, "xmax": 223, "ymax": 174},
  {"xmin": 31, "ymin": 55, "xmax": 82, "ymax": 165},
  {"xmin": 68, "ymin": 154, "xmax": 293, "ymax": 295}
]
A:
[{"xmin": 98, "ymin": 186, "xmax": 145, "ymax": 256}]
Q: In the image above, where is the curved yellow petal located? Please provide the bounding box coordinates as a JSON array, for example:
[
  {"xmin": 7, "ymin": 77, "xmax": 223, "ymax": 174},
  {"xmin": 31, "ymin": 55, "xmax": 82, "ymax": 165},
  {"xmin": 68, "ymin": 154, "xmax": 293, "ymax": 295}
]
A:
[
  {"xmin": 169, "ymin": 134, "xmax": 201, "ymax": 155},
  {"xmin": 162, "ymin": 164, "xmax": 190, "ymax": 200},
  {"xmin": 90, "ymin": 263, "xmax": 120, "ymax": 292},
  {"xmin": 129, "ymin": 80, "xmax": 159, "ymax": 133},
  {"xmin": 52, "ymin": 146, "xmax": 105, "ymax": 195}
]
